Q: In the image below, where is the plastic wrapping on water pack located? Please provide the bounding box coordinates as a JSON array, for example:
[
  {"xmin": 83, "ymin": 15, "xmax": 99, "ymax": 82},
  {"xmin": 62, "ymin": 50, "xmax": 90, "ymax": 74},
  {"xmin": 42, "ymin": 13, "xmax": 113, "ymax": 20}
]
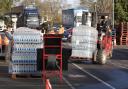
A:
[
  {"xmin": 9, "ymin": 27, "xmax": 43, "ymax": 74},
  {"xmin": 71, "ymin": 25, "xmax": 98, "ymax": 58}
]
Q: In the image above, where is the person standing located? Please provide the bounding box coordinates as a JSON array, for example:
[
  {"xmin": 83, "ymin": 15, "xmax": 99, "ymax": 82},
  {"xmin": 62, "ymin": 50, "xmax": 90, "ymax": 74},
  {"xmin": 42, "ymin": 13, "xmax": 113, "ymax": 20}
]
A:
[
  {"xmin": 58, "ymin": 25, "xmax": 64, "ymax": 34},
  {"xmin": 4, "ymin": 27, "xmax": 13, "ymax": 63},
  {"xmin": 0, "ymin": 35, "xmax": 2, "ymax": 53}
]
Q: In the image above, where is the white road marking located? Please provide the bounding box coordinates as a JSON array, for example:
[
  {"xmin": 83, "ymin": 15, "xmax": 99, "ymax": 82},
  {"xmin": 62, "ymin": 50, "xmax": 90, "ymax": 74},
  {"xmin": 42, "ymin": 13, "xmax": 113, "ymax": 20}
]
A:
[
  {"xmin": 68, "ymin": 74, "xmax": 86, "ymax": 78},
  {"xmin": 109, "ymin": 61, "xmax": 128, "ymax": 70},
  {"xmin": 72, "ymin": 63, "xmax": 116, "ymax": 89},
  {"xmin": 0, "ymin": 85, "xmax": 41, "ymax": 86},
  {"xmin": 63, "ymin": 77, "xmax": 76, "ymax": 89},
  {"xmin": 0, "ymin": 84, "xmax": 73, "ymax": 87}
]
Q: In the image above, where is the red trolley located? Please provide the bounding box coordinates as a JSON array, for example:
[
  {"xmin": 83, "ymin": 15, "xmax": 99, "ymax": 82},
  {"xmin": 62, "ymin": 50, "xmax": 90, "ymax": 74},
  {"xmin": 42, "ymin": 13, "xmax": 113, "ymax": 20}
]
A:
[{"xmin": 42, "ymin": 34, "xmax": 63, "ymax": 81}]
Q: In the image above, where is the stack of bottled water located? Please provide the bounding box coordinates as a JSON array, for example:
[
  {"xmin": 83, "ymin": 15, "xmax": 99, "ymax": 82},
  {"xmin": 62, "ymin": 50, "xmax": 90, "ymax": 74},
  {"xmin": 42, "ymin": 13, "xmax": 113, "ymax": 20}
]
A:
[
  {"xmin": 9, "ymin": 27, "xmax": 43, "ymax": 74},
  {"xmin": 71, "ymin": 25, "xmax": 98, "ymax": 58}
]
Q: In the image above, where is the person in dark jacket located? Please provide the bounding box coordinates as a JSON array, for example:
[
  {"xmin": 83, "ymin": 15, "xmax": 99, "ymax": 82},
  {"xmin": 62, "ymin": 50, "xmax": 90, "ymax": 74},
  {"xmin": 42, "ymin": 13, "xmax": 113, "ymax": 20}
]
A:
[{"xmin": 100, "ymin": 16, "xmax": 111, "ymax": 32}]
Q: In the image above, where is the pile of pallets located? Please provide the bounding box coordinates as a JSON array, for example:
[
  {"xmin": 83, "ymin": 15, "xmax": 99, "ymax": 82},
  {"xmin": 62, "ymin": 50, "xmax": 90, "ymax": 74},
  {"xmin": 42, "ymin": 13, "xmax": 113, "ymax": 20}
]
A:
[{"xmin": 116, "ymin": 22, "xmax": 128, "ymax": 45}]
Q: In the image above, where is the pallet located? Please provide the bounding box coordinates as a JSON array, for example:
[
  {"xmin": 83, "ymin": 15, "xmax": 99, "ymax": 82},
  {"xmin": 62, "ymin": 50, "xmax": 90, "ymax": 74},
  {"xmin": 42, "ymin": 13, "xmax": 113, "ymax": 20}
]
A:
[
  {"xmin": 122, "ymin": 35, "xmax": 127, "ymax": 38},
  {"xmin": 120, "ymin": 43, "xmax": 127, "ymax": 45},
  {"xmin": 117, "ymin": 35, "xmax": 128, "ymax": 45},
  {"xmin": 11, "ymin": 73, "xmax": 41, "ymax": 79},
  {"xmin": 121, "ymin": 32, "xmax": 128, "ymax": 34},
  {"xmin": 120, "ymin": 41, "xmax": 128, "ymax": 45},
  {"xmin": 120, "ymin": 22, "xmax": 128, "ymax": 29},
  {"xmin": 121, "ymin": 31, "xmax": 128, "ymax": 34},
  {"xmin": 120, "ymin": 40, "xmax": 127, "ymax": 42},
  {"xmin": 42, "ymin": 71, "xmax": 60, "ymax": 78},
  {"xmin": 69, "ymin": 56, "xmax": 92, "ymax": 62},
  {"xmin": 120, "ymin": 23, "xmax": 128, "ymax": 33},
  {"xmin": 121, "ymin": 38, "xmax": 127, "ymax": 40},
  {"xmin": 120, "ymin": 37, "xmax": 127, "ymax": 40}
]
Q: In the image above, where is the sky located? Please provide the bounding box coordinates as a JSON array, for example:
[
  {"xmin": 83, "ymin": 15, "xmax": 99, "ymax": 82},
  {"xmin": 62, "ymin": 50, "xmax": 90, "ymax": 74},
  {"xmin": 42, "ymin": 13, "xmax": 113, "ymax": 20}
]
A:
[
  {"xmin": 41, "ymin": 0, "xmax": 80, "ymax": 4},
  {"xmin": 13, "ymin": 0, "xmax": 80, "ymax": 6},
  {"xmin": 13, "ymin": 0, "xmax": 24, "ymax": 7},
  {"xmin": 61, "ymin": 0, "xmax": 80, "ymax": 9},
  {"xmin": 40, "ymin": 0, "xmax": 81, "ymax": 9},
  {"xmin": 62, "ymin": 0, "xmax": 98, "ymax": 8},
  {"xmin": 66, "ymin": 0, "xmax": 80, "ymax": 4},
  {"xmin": 12, "ymin": 0, "xmax": 84, "ymax": 8}
]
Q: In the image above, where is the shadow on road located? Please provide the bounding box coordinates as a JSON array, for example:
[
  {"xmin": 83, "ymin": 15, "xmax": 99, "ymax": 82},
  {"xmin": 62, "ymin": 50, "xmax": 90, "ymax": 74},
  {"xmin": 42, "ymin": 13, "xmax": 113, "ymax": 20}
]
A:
[{"xmin": 112, "ymin": 49, "xmax": 128, "ymax": 60}]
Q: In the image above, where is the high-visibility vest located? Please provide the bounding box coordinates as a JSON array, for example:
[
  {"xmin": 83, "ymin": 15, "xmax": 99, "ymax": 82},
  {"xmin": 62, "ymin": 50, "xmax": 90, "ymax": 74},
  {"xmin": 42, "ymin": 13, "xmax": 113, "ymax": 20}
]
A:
[
  {"xmin": 0, "ymin": 35, "xmax": 2, "ymax": 45},
  {"xmin": 58, "ymin": 27, "xmax": 64, "ymax": 34},
  {"xmin": 3, "ymin": 36, "xmax": 9, "ymax": 46}
]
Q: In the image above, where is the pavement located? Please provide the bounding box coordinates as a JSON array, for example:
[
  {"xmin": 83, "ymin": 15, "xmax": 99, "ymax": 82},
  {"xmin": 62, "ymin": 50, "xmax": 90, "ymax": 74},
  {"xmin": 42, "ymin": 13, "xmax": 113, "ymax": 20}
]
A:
[{"xmin": 0, "ymin": 45, "xmax": 128, "ymax": 89}]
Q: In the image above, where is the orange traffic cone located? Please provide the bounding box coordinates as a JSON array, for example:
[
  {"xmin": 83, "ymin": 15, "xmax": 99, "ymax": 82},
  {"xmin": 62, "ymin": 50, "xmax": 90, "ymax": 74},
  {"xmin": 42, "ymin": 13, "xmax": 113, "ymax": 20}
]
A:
[{"xmin": 45, "ymin": 79, "xmax": 52, "ymax": 89}]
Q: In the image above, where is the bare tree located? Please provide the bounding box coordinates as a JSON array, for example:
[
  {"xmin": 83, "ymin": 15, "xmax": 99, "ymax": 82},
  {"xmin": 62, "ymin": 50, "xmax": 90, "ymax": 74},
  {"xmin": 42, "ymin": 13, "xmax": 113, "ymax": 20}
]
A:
[
  {"xmin": 0, "ymin": 0, "xmax": 13, "ymax": 16},
  {"xmin": 80, "ymin": 0, "xmax": 112, "ymax": 14},
  {"xmin": 23, "ymin": 0, "xmax": 35, "ymax": 5},
  {"xmin": 96, "ymin": 0, "xmax": 112, "ymax": 14},
  {"xmin": 80, "ymin": 0, "xmax": 94, "ymax": 7},
  {"xmin": 22, "ymin": 0, "xmax": 62, "ymax": 24},
  {"xmin": 40, "ymin": 0, "xmax": 62, "ymax": 24}
]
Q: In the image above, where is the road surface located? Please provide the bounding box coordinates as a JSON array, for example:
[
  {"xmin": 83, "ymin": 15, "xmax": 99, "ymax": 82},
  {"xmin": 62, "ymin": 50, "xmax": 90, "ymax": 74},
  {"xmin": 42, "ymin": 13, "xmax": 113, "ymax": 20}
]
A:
[{"xmin": 0, "ymin": 46, "xmax": 128, "ymax": 89}]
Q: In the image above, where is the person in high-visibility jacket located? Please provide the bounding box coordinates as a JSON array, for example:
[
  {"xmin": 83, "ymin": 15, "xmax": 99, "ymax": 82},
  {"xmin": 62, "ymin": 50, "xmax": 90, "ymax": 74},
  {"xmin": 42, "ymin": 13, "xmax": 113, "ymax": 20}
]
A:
[
  {"xmin": 3, "ymin": 36, "xmax": 9, "ymax": 46},
  {"xmin": 4, "ymin": 29, "xmax": 13, "ymax": 62},
  {"xmin": 58, "ymin": 25, "xmax": 64, "ymax": 34},
  {"xmin": 0, "ymin": 35, "xmax": 2, "ymax": 45},
  {"xmin": 0, "ymin": 35, "xmax": 2, "ymax": 53}
]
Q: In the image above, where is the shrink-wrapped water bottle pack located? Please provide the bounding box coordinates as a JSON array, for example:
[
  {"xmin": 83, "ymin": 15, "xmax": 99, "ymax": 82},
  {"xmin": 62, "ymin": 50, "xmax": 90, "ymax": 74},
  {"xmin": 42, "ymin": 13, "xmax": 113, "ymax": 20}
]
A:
[{"xmin": 9, "ymin": 27, "xmax": 43, "ymax": 74}]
